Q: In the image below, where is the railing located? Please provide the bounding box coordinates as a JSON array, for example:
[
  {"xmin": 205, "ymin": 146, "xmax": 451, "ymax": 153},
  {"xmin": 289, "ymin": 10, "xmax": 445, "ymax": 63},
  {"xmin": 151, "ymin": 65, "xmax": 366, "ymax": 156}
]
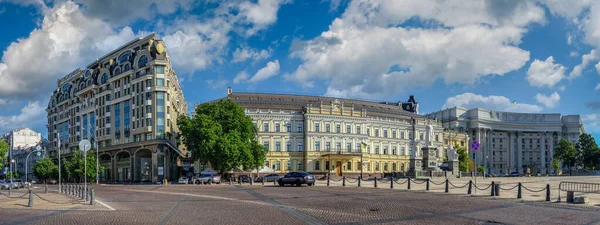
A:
[{"xmin": 558, "ymin": 181, "xmax": 600, "ymax": 203}]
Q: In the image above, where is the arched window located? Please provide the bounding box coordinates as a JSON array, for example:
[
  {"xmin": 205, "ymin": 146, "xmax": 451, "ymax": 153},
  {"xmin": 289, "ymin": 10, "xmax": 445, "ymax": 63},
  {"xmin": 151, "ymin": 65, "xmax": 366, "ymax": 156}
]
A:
[
  {"xmin": 84, "ymin": 70, "xmax": 91, "ymax": 79},
  {"xmin": 346, "ymin": 161, "xmax": 352, "ymax": 170},
  {"xmin": 138, "ymin": 55, "xmax": 148, "ymax": 68},
  {"xmin": 101, "ymin": 73, "xmax": 108, "ymax": 84},
  {"xmin": 124, "ymin": 64, "xmax": 131, "ymax": 72},
  {"xmin": 114, "ymin": 67, "xmax": 121, "ymax": 76},
  {"xmin": 118, "ymin": 50, "xmax": 132, "ymax": 64},
  {"xmin": 80, "ymin": 82, "xmax": 86, "ymax": 90}
]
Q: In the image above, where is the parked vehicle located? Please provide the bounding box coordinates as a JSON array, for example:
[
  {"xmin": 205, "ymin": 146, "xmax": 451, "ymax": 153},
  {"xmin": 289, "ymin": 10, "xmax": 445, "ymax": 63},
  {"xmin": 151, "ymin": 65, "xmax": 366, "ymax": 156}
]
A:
[
  {"xmin": 278, "ymin": 172, "xmax": 315, "ymax": 187},
  {"xmin": 239, "ymin": 175, "xmax": 252, "ymax": 183},
  {"xmin": 4, "ymin": 180, "xmax": 18, "ymax": 189},
  {"xmin": 261, "ymin": 174, "xmax": 280, "ymax": 182},
  {"xmin": 48, "ymin": 179, "xmax": 58, "ymax": 184},
  {"xmin": 0, "ymin": 180, "xmax": 10, "ymax": 190},
  {"xmin": 178, "ymin": 177, "xmax": 190, "ymax": 184},
  {"xmin": 13, "ymin": 179, "xmax": 24, "ymax": 188},
  {"xmin": 509, "ymin": 172, "xmax": 520, "ymax": 177},
  {"xmin": 194, "ymin": 174, "xmax": 221, "ymax": 184}
]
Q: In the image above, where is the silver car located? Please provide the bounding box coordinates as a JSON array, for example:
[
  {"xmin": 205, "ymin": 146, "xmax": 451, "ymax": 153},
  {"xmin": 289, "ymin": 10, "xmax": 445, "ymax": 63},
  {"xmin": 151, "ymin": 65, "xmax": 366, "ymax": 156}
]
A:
[
  {"xmin": 0, "ymin": 181, "xmax": 10, "ymax": 190},
  {"xmin": 178, "ymin": 177, "xmax": 190, "ymax": 184},
  {"xmin": 193, "ymin": 174, "xmax": 221, "ymax": 184}
]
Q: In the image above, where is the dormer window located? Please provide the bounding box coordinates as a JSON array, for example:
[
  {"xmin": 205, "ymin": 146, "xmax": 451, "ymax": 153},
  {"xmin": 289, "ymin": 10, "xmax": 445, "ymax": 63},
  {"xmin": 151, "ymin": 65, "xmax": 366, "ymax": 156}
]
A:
[{"xmin": 138, "ymin": 55, "xmax": 148, "ymax": 68}]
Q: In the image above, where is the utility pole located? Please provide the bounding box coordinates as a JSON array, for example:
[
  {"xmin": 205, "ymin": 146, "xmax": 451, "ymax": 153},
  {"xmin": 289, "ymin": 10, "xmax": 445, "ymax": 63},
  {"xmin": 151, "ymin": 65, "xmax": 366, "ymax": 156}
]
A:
[{"xmin": 58, "ymin": 131, "xmax": 62, "ymax": 194}]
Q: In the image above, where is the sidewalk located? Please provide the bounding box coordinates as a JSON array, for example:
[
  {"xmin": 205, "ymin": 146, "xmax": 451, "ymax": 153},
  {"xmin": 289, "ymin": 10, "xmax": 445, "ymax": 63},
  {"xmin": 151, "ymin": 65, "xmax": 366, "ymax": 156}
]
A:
[{"xmin": 0, "ymin": 188, "xmax": 105, "ymax": 211}]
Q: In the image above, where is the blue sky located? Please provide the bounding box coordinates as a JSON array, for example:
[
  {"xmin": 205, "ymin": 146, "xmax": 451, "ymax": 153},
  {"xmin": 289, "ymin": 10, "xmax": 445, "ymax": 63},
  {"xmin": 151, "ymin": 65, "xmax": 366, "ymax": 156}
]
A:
[{"xmin": 0, "ymin": 0, "xmax": 598, "ymax": 142}]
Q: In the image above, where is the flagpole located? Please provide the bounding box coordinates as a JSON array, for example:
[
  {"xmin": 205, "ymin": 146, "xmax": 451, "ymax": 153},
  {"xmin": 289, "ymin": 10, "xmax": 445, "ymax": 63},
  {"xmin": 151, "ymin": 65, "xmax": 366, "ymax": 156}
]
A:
[{"xmin": 58, "ymin": 131, "xmax": 62, "ymax": 194}]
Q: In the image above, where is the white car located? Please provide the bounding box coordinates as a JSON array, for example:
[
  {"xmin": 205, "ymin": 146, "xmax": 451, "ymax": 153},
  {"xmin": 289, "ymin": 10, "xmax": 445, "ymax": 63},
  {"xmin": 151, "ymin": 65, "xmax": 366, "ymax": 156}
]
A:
[{"xmin": 178, "ymin": 177, "xmax": 190, "ymax": 184}]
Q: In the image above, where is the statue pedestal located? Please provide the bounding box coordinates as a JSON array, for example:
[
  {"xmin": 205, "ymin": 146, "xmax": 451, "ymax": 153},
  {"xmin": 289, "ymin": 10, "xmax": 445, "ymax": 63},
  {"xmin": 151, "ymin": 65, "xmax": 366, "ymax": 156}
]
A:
[
  {"xmin": 409, "ymin": 157, "xmax": 422, "ymax": 172},
  {"xmin": 422, "ymin": 146, "xmax": 439, "ymax": 171}
]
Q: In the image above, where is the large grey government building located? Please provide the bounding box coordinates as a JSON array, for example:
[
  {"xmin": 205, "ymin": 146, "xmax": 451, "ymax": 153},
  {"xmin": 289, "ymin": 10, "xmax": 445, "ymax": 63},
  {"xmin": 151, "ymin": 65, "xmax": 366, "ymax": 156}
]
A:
[
  {"xmin": 425, "ymin": 107, "xmax": 585, "ymax": 175},
  {"xmin": 46, "ymin": 34, "xmax": 188, "ymax": 183}
]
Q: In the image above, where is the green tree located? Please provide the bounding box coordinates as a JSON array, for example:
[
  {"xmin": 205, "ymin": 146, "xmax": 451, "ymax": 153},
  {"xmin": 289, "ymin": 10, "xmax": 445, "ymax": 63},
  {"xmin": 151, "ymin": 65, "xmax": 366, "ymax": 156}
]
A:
[
  {"xmin": 552, "ymin": 158, "xmax": 560, "ymax": 175},
  {"xmin": 178, "ymin": 99, "xmax": 265, "ymax": 175},
  {"xmin": 33, "ymin": 157, "xmax": 58, "ymax": 183},
  {"xmin": 477, "ymin": 165, "xmax": 486, "ymax": 175},
  {"xmin": 577, "ymin": 133, "xmax": 600, "ymax": 170},
  {"xmin": 554, "ymin": 138, "xmax": 577, "ymax": 175},
  {"xmin": 0, "ymin": 139, "xmax": 8, "ymax": 169},
  {"xmin": 84, "ymin": 152, "xmax": 102, "ymax": 182},
  {"xmin": 6, "ymin": 171, "xmax": 20, "ymax": 179},
  {"xmin": 61, "ymin": 157, "xmax": 74, "ymax": 182},
  {"xmin": 456, "ymin": 145, "xmax": 470, "ymax": 172}
]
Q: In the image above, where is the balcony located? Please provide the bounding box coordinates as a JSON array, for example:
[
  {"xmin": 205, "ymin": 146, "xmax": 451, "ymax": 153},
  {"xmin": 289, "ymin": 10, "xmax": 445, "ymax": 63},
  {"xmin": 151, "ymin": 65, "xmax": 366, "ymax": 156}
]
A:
[{"xmin": 146, "ymin": 113, "xmax": 152, "ymax": 118}]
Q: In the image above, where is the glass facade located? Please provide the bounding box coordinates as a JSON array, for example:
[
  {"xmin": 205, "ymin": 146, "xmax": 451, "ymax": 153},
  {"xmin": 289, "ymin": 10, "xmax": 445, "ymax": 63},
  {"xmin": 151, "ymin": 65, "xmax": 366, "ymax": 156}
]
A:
[
  {"xmin": 156, "ymin": 65, "xmax": 165, "ymax": 74},
  {"xmin": 157, "ymin": 92, "xmax": 165, "ymax": 138},
  {"xmin": 82, "ymin": 114, "xmax": 88, "ymax": 137},
  {"xmin": 124, "ymin": 101, "xmax": 130, "ymax": 127},
  {"xmin": 156, "ymin": 78, "xmax": 165, "ymax": 86},
  {"xmin": 115, "ymin": 103, "xmax": 121, "ymax": 132},
  {"xmin": 90, "ymin": 112, "xmax": 96, "ymax": 137}
]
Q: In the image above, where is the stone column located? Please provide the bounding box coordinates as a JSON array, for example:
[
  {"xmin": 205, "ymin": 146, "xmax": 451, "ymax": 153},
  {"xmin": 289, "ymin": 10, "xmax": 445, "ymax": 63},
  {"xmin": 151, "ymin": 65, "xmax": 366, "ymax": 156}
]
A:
[
  {"xmin": 152, "ymin": 151, "xmax": 158, "ymax": 183},
  {"xmin": 549, "ymin": 132, "xmax": 554, "ymax": 174},
  {"xmin": 541, "ymin": 132, "xmax": 546, "ymax": 174},
  {"xmin": 487, "ymin": 129, "xmax": 493, "ymax": 173},
  {"xmin": 475, "ymin": 128, "xmax": 481, "ymax": 167},
  {"xmin": 517, "ymin": 132, "xmax": 523, "ymax": 174},
  {"xmin": 112, "ymin": 154, "xmax": 117, "ymax": 183}
]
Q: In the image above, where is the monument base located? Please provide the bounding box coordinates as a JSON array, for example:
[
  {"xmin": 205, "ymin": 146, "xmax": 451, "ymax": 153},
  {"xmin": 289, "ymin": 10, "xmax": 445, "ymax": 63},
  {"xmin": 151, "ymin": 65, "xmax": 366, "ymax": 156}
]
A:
[{"xmin": 421, "ymin": 146, "xmax": 439, "ymax": 171}]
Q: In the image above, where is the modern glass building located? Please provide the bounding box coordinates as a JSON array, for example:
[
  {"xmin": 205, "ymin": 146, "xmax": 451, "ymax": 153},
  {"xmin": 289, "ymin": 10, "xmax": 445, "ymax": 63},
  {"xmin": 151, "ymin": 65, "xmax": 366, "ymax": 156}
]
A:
[{"xmin": 46, "ymin": 34, "xmax": 188, "ymax": 183}]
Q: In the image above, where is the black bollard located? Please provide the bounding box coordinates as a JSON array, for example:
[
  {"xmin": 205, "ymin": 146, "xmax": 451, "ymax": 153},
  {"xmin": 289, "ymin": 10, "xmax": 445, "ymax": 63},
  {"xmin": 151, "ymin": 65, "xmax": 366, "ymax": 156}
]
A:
[
  {"xmin": 374, "ymin": 177, "xmax": 378, "ymax": 188},
  {"xmin": 490, "ymin": 181, "xmax": 495, "ymax": 196},
  {"xmin": 28, "ymin": 190, "xmax": 33, "ymax": 207},
  {"xmin": 408, "ymin": 178, "xmax": 411, "ymax": 190},
  {"xmin": 85, "ymin": 188, "xmax": 89, "ymax": 201},
  {"xmin": 495, "ymin": 183, "xmax": 500, "ymax": 196},
  {"xmin": 90, "ymin": 189, "xmax": 95, "ymax": 205},
  {"xmin": 517, "ymin": 183, "xmax": 522, "ymax": 199},
  {"xmin": 262, "ymin": 177, "xmax": 265, "ymax": 186},
  {"xmin": 327, "ymin": 175, "xmax": 330, "ymax": 186},
  {"xmin": 468, "ymin": 180, "xmax": 472, "ymax": 194},
  {"xmin": 229, "ymin": 179, "xmax": 232, "ymax": 185},
  {"xmin": 546, "ymin": 184, "xmax": 550, "ymax": 202},
  {"xmin": 238, "ymin": 178, "xmax": 242, "ymax": 185},
  {"xmin": 390, "ymin": 177, "xmax": 393, "ymax": 189},
  {"xmin": 358, "ymin": 176, "xmax": 361, "ymax": 187},
  {"xmin": 342, "ymin": 176, "xmax": 346, "ymax": 187},
  {"xmin": 45, "ymin": 183, "xmax": 48, "ymax": 194},
  {"xmin": 249, "ymin": 178, "xmax": 252, "ymax": 186},
  {"xmin": 426, "ymin": 178, "xmax": 430, "ymax": 191},
  {"xmin": 445, "ymin": 179, "xmax": 449, "ymax": 193}
]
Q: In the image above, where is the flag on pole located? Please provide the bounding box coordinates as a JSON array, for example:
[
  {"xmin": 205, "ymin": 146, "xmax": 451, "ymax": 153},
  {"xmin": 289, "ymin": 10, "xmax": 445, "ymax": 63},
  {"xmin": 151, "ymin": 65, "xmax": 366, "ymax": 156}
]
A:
[
  {"xmin": 512, "ymin": 101, "xmax": 517, "ymax": 104},
  {"xmin": 360, "ymin": 142, "xmax": 367, "ymax": 149}
]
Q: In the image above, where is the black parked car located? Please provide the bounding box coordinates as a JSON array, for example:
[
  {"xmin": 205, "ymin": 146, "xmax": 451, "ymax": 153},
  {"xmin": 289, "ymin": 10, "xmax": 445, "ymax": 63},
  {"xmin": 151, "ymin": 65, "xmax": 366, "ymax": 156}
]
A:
[
  {"xmin": 239, "ymin": 175, "xmax": 252, "ymax": 183},
  {"xmin": 278, "ymin": 172, "xmax": 315, "ymax": 187}
]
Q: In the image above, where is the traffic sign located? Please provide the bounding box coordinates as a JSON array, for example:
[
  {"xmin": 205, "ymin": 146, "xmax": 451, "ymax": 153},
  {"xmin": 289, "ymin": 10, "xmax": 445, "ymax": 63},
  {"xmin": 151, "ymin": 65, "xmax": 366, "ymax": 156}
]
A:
[
  {"xmin": 471, "ymin": 140, "xmax": 480, "ymax": 152},
  {"xmin": 79, "ymin": 139, "xmax": 91, "ymax": 152}
]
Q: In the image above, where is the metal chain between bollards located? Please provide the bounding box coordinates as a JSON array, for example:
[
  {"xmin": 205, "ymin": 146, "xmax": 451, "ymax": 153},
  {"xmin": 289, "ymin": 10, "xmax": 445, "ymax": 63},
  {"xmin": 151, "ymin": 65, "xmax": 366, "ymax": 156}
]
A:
[
  {"xmin": 394, "ymin": 178, "xmax": 408, "ymax": 185},
  {"xmin": 33, "ymin": 192, "xmax": 82, "ymax": 205},
  {"xmin": 499, "ymin": 184, "xmax": 519, "ymax": 191},
  {"xmin": 0, "ymin": 192, "xmax": 29, "ymax": 198},
  {"xmin": 473, "ymin": 182, "xmax": 493, "ymax": 191},
  {"xmin": 429, "ymin": 179, "xmax": 446, "ymax": 186},
  {"xmin": 345, "ymin": 177, "xmax": 359, "ymax": 183},
  {"xmin": 448, "ymin": 180, "xmax": 470, "ymax": 189},
  {"xmin": 522, "ymin": 185, "xmax": 547, "ymax": 193},
  {"xmin": 411, "ymin": 179, "xmax": 427, "ymax": 184}
]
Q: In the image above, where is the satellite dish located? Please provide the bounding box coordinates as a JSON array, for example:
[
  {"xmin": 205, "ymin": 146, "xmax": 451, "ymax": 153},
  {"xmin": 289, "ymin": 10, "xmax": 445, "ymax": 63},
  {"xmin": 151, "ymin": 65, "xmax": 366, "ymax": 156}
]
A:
[{"xmin": 79, "ymin": 139, "xmax": 91, "ymax": 152}]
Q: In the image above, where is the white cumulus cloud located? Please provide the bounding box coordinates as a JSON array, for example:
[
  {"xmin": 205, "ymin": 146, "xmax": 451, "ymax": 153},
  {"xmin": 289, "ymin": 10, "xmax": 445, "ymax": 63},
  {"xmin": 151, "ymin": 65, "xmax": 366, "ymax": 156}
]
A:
[
  {"xmin": 534, "ymin": 92, "xmax": 561, "ymax": 108},
  {"xmin": 443, "ymin": 93, "xmax": 543, "ymax": 113},
  {"xmin": 232, "ymin": 46, "xmax": 271, "ymax": 63},
  {"xmin": 233, "ymin": 71, "xmax": 250, "ymax": 84},
  {"xmin": 286, "ymin": 0, "xmax": 544, "ymax": 100},
  {"xmin": 569, "ymin": 49, "xmax": 598, "ymax": 80},
  {"xmin": 248, "ymin": 60, "xmax": 280, "ymax": 83},
  {"xmin": 582, "ymin": 114, "xmax": 600, "ymax": 134},
  {"xmin": 526, "ymin": 56, "xmax": 566, "ymax": 88},
  {"xmin": 0, "ymin": 102, "xmax": 46, "ymax": 135}
]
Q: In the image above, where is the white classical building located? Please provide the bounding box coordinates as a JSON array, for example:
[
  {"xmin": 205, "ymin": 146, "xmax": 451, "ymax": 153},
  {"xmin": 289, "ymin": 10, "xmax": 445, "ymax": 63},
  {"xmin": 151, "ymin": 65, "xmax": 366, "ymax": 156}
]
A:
[
  {"xmin": 425, "ymin": 107, "xmax": 585, "ymax": 175},
  {"xmin": 2, "ymin": 128, "xmax": 42, "ymax": 149}
]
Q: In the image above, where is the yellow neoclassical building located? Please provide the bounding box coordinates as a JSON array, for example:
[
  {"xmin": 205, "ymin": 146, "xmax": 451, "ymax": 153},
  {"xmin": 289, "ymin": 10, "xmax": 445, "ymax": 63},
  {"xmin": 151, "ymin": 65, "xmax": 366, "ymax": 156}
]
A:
[{"xmin": 221, "ymin": 88, "xmax": 449, "ymax": 177}]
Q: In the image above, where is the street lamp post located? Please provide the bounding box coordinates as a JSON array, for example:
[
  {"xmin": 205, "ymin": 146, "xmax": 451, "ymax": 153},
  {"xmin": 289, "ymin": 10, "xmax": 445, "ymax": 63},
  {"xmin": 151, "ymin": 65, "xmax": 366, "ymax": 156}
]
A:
[
  {"xmin": 25, "ymin": 145, "xmax": 45, "ymax": 184},
  {"xmin": 8, "ymin": 136, "xmax": 13, "ymax": 195},
  {"xmin": 79, "ymin": 140, "xmax": 91, "ymax": 199}
]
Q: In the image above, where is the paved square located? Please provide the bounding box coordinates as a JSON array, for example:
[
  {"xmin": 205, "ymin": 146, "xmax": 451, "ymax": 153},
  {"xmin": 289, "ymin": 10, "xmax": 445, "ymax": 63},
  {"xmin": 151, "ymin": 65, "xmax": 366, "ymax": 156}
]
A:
[{"xmin": 1, "ymin": 178, "xmax": 599, "ymax": 225}]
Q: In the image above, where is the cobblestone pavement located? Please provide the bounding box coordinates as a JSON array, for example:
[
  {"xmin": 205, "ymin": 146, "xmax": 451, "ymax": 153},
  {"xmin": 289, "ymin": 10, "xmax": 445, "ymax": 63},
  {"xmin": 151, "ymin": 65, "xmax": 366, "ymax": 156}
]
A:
[{"xmin": 1, "ymin": 181, "xmax": 599, "ymax": 225}]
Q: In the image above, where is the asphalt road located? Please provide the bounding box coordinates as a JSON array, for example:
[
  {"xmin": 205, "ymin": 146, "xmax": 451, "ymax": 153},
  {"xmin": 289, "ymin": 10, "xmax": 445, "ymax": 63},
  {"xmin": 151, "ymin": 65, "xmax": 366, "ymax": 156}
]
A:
[{"xmin": 1, "ymin": 183, "xmax": 600, "ymax": 225}]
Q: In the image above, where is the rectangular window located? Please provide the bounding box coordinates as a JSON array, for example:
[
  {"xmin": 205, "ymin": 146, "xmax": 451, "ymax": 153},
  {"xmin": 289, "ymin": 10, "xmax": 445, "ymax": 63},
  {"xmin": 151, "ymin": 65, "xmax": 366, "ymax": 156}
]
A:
[
  {"xmin": 346, "ymin": 143, "xmax": 351, "ymax": 152},
  {"xmin": 315, "ymin": 161, "xmax": 320, "ymax": 171},
  {"xmin": 419, "ymin": 132, "xmax": 424, "ymax": 140},
  {"xmin": 401, "ymin": 132, "xmax": 405, "ymax": 139},
  {"xmin": 346, "ymin": 124, "xmax": 351, "ymax": 133},
  {"xmin": 297, "ymin": 162, "xmax": 303, "ymax": 171},
  {"xmin": 275, "ymin": 161, "xmax": 281, "ymax": 170},
  {"xmin": 347, "ymin": 161, "xmax": 352, "ymax": 170},
  {"xmin": 275, "ymin": 123, "xmax": 280, "ymax": 132},
  {"xmin": 326, "ymin": 124, "xmax": 331, "ymax": 132},
  {"xmin": 156, "ymin": 92, "xmax": 165, "ymax": 138},
  {"xmin": 356, "ymin": 143, "xmax": 361, "ymax": 152},
  {"xmin": 263, "ymin": 141, "xmax": 269, "ymax": 151},
  {"xmin": 356, "ymin": 126, "xmax": 361, "ymax": 134},
  {"xmin": 287, "ymin": 161, "xmax": 292, "ymax": 170},
  {"xmin": 275, "ymin": 141, "xmax": 281, "ymax": 151},
  {"xmin": 314, "ymin": 141, "xmax": 320, "ymax": 151},
  {"xmin": 297, "ymin": 123, "xmax": 303, "ymax": 132},
  {"xmin": 392, "ymin": 147, "xmax": 397, "ymax": 155},
  {"xmin": 392, "ymin": 130, "xmax": 396, "ymax": 138},
  {"xmin": 375, "ymin": 145, "xmax": 380, "ymax": 154},
  {"xmin": 156, "ymin": 65, "xmax": 165, "ymax": 74},
  {"xmin": 297, "ymin": 142, "xmax": 303, "ymax": 152},
  {"xmin": 156, "ymin": 78, "xmax": 165, "ymax": 87},
  {"xmin": 325, "ymin": 142, "xmax": 331, "ymax": 151},
  {"xmin": 383, "ymin": 129, "xmax": 388, "ymax": 138},
  {"xmin": 286, "ymin": 123, "xmax": 291, "ymax": 132},
  {"xmin": 367, "ymin": 128, "xmax": 370, "ymax": 136},
  {"xmin": 263, "ymin": 123, "xmax": 269, "ymax": 132},
  {"xmin": 315, "ymin": 123, "xmax": 320, "ymax": 132},
  {"xmin": 287, "ymin": 141, "xmax": 292, "ymax": 151},
  {"xmin": 383, "ymin": 147, "xmax": 388, "ymax": 155},
  {"xmin": 114, "ymin": 103, "xmax": 121, "ymax": 131},
  {"xmin": 335, "ymin": 124, "xmax": 341, "ymax": 133},
  {"xmin": 124, "ymin": 101, "xmax": 130, "ymax": 127},
  {"xmin": 336, "ymin": 142, "xmax": 341, "ymax": 151},
  {"xmin": 375, "ymin": 129, "xmax": 379, "ymax": 137}
]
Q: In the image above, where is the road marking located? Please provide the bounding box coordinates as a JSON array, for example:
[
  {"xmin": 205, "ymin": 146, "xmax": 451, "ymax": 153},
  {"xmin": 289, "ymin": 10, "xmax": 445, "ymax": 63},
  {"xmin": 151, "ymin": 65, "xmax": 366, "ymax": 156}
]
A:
[
  {"xmin": 158, "ymin": 196, "xmax": 185, "ymax": 225},
  {"xmin": 112, "ymin": 188, "xmax": 273, "ymax": 207},
  {"xmin": 95, "ymin": 200, "xmax": 116, "ymax": 211}
]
